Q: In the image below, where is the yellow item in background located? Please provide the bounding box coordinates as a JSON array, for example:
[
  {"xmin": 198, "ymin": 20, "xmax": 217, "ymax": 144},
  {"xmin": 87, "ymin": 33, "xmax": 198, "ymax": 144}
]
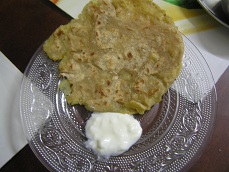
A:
[{"xmin": 154, "ymin": 0, "xmax": 220, "ymax": 34}]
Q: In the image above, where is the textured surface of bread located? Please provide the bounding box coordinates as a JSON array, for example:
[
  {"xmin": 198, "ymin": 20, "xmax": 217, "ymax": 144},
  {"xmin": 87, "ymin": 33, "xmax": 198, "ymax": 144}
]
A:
[{"xmin": 43, "ymin": 0, "xmax": 184, "ymax": 114}]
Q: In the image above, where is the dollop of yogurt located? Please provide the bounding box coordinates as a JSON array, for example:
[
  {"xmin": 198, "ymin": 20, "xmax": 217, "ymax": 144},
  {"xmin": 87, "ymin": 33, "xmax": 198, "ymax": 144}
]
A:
[{"xmin": 85, "ymin": 112, "xmax": 142, "ymax": 158}]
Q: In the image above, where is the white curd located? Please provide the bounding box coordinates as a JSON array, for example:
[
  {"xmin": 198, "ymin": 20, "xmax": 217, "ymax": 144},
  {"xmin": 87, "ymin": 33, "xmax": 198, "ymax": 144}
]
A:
[{"xmin": 85, "ymin": 112, "xmax": 142, "ymax": 158}]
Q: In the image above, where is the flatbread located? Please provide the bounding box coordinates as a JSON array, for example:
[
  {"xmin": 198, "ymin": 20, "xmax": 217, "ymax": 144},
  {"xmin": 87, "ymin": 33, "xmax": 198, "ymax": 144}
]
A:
[{"xmin": 43, "ymin": 0, "xmax": 184, "ymax": 114}]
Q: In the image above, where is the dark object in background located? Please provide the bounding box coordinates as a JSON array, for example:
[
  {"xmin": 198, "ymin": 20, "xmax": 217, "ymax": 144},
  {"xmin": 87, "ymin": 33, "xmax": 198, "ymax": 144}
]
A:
[{"xmin": 163, "ymin": 0, "xmax": 202, "ymax": 9}]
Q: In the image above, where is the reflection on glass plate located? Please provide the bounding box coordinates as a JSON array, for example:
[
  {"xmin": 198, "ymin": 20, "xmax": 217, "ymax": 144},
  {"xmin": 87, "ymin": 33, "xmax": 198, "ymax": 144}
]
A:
[{"xmin": 20, "ymin": 35, "xmax": 216, "ymax": 172}]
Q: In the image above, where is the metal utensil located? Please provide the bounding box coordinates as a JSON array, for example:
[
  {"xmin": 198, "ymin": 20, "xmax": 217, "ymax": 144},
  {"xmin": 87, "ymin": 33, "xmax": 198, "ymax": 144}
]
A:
[
  {"xmin": 197, "ymin": 0, "xmax": 229, "ymax": 28},
  {"xmin": 221, "ymin": 0, "xmax": 229, "ymax": 17}
]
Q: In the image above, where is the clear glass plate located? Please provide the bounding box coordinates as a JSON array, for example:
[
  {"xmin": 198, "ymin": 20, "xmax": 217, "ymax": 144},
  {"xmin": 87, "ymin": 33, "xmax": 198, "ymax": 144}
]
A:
[{"xmin": 20, "ymin": 35, "xmax": 216, "ymax": 172}]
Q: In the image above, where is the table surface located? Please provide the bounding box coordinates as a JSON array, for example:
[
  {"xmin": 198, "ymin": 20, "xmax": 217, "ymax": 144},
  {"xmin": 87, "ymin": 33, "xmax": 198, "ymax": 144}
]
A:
[{"xmin": 0, "ymin": 0, "xmax": 229, "ymax": 171}]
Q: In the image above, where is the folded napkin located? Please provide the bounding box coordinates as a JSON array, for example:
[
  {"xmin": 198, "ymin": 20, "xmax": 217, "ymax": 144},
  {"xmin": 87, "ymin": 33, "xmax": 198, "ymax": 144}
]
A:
[
  {"xmin": 0, "ymin": 52, "xmax": 27, "ymax": 168},
  {"xmin": 187, "ymin": 27, "xmax": 229, "ymax": 82}
]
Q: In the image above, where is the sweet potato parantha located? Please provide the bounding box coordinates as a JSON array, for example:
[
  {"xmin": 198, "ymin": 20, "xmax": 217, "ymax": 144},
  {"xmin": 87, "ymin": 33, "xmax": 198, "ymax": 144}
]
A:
[{"xmin": 43, "ymin": 0, "xmax": 184, "ymax": 114}]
